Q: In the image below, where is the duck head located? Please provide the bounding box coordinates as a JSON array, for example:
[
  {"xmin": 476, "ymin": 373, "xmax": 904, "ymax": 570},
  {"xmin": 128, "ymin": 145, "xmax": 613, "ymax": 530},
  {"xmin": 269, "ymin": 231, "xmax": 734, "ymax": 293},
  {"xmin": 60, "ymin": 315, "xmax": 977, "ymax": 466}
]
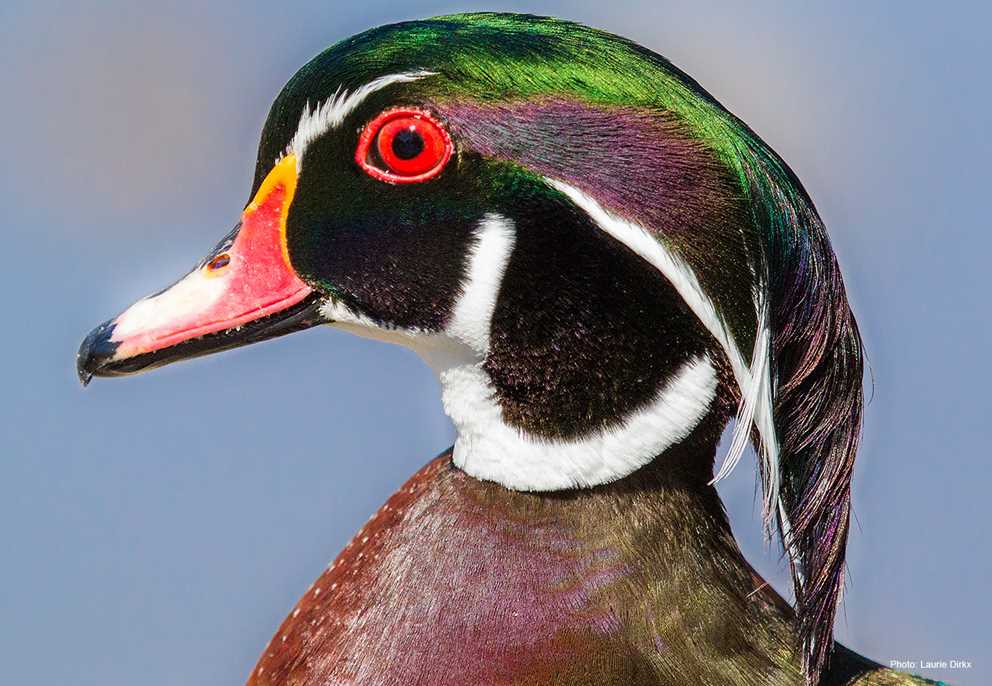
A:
[{"xmin": 77, "ymin": 14, "xmax": 863, "ymax": 684}]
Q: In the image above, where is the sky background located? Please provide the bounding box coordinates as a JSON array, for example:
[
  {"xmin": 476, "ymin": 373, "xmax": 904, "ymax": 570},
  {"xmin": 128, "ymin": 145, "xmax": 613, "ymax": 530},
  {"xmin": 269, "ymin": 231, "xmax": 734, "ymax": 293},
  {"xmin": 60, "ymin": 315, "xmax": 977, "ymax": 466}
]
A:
[{"xmin": 2, "ymin": 1, "xmax": 989, "ymax": 684}]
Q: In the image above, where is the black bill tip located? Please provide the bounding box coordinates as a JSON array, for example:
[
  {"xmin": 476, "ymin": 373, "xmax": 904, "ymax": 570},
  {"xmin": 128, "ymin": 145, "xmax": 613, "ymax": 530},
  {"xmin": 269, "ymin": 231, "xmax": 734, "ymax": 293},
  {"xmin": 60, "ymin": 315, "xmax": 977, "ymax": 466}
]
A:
[
  {"xmin": 76, "ymin": 319, "xmax": 120, "ymax": 387},
  {"xmin": 75, "ymin": 293, "xmax": 325, "ymax": 385}
]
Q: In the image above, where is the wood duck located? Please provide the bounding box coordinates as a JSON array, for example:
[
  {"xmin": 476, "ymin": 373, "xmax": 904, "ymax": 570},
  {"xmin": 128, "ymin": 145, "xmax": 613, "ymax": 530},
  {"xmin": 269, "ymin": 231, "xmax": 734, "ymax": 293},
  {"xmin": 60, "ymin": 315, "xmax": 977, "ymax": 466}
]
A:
[{"xmin": 77, "ymin": 13, "xmax": 940, "ymax": 686}]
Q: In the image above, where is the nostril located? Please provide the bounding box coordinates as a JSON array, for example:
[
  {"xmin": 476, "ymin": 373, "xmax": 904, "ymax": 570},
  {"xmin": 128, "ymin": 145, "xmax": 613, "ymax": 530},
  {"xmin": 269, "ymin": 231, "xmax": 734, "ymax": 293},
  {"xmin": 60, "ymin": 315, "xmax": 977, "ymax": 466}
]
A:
[{"xmin": 206, "ymin": 253, "xmax": 231, "ymax": 271}]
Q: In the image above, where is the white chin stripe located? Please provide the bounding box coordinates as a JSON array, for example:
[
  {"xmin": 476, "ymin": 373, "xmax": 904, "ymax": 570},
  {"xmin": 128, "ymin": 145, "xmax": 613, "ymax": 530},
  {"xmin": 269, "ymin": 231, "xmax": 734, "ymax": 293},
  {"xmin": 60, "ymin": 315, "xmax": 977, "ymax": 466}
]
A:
[
  {"xmin": 445, "ymin": 214, "xmax": 516, "ymax": 355},
  {"xmin": 288, "ymin": 71, "xmax": 434, "ymax": 165},
  {"xmin": 436, "ymin": 213, "xmax": 718, "ymax": 491},
  {"xmin": 318, "ymin": 212, "xmax": 720, "ymax": 492}
]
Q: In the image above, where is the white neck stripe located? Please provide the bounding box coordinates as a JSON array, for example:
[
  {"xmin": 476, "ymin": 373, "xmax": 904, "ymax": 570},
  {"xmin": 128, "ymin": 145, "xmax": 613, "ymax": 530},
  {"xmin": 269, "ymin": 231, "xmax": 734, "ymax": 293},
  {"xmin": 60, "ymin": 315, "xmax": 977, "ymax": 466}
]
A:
[
  {"xmin": 544, "ymin": 179, "xmax": 780, "ymax": 500},
  {"xmin": 434, "ymin": 214, "xmax": 719, "ymax": 491},
  {"xmin": 316, "ymin": 210, "xmax": 733, "ymax": 493}
]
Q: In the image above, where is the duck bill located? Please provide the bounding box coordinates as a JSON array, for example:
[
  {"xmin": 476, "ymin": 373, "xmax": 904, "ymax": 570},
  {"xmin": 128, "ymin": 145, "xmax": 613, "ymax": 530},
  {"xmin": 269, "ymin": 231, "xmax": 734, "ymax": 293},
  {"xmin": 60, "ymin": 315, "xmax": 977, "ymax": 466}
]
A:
[{"xmin": 77, "ymin": 155, "xmax": 322, "ymax": 385}]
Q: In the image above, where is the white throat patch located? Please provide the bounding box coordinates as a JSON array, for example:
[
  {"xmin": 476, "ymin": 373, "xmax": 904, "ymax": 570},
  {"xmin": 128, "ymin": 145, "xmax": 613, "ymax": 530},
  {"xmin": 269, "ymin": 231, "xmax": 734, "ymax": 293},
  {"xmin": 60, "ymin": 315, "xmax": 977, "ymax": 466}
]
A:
[
  {"xmin": 320, "ymin": 212, "xmax": 720, "ymax": 492},
  {"xmin": 350, "ymin": 213, "xmax": 718, "ymax": 491},
  {"xmin": 444, "ymin": 353, "xmax": 718, "ymax": 491}
]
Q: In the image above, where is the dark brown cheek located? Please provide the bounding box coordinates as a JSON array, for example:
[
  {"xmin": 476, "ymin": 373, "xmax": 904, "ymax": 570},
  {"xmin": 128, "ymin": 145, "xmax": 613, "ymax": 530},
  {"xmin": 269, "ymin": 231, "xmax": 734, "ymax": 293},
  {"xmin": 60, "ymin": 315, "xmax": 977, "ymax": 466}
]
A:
[{"xmin": 284, "ymin": 153, "xmax": 489, "ymax": 331}]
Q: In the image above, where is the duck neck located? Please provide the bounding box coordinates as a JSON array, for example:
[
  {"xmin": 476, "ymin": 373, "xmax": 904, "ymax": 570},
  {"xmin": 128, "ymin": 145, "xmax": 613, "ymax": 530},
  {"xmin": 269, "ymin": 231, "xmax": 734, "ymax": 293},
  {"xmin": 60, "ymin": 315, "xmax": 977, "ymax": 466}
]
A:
[
  {"xmin": 249, "ymin": 415, "xmax": 802, "ymax": 686},
  {"xmin": 439, "ymin": 412, "xmax": 800, "ymax": 680},
  {"xmin": 363, "ymin": 413, "xmax": 798, "ymax": 682}
]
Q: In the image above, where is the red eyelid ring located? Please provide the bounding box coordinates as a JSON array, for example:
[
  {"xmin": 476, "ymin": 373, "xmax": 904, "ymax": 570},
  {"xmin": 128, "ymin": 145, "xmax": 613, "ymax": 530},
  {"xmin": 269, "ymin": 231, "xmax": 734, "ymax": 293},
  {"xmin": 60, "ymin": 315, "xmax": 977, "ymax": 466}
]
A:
[{"xmin": 355, "ymin": 108, "xmax": 453, "ymax": 184}]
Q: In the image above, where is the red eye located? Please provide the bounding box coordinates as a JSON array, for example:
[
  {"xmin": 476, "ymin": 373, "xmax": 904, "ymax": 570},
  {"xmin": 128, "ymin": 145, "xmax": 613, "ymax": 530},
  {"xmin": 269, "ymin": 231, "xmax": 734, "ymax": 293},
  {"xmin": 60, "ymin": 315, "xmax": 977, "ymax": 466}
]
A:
[{"xmin": 355, "ymin": 109, "xmax": 452, "ymax": 184}]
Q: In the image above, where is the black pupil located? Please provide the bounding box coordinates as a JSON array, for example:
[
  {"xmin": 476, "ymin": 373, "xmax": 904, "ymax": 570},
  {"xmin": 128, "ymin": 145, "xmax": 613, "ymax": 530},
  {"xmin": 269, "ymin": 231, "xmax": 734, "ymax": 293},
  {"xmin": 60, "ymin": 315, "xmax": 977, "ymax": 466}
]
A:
[{"xmin": 391, "ymin": 128, "xmax": 425, "ymax": 160}]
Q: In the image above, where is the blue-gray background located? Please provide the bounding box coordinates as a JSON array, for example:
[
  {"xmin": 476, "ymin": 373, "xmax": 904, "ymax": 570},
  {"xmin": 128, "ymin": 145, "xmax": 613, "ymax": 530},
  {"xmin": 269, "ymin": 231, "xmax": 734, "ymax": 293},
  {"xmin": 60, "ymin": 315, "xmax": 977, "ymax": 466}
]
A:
[{"xmin": 2, "ymin": 2, "xmax": 988, "ymax": 684}]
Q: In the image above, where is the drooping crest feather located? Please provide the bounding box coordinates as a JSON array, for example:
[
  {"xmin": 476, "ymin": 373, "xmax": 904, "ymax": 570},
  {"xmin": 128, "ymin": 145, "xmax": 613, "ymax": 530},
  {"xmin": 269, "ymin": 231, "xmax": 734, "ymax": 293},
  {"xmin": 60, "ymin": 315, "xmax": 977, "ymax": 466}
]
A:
[{"xmin": 740, "ymin": 149, "xmax": 865, "ymax": 680}]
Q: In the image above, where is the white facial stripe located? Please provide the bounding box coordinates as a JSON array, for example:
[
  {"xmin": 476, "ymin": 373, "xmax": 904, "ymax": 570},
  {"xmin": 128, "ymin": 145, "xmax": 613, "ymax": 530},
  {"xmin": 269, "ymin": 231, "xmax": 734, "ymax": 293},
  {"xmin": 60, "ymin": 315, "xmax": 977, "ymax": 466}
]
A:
[
  {"xmin": 445, "ymin": 355, "xmax": 718, "ymax": 491},
  {"xmin": 435, "ymin": 213, "xmax": 716, "ymax": 491},
  {"xmin": 289, "ymin": 71, "xmax": 435, "ymax": 164},
  {"xmin": 316, "ymin": 212, "xmax": 723, "ymax": 492},
  {"xmin": 445, "ymin": 214, "xmax": 516, "ymax": 354},
  {"xmin": 544, "ymin": 179, "xmax": 780, "ymax": 504}
]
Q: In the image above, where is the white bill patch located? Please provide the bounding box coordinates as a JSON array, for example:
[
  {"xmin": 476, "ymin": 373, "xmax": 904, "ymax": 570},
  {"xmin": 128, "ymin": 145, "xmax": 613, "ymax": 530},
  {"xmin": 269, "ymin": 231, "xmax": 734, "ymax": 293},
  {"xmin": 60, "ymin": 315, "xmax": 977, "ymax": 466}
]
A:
[{"xmin": 112, "ymin": 267, "xmax": 227, "ymax": 343}]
